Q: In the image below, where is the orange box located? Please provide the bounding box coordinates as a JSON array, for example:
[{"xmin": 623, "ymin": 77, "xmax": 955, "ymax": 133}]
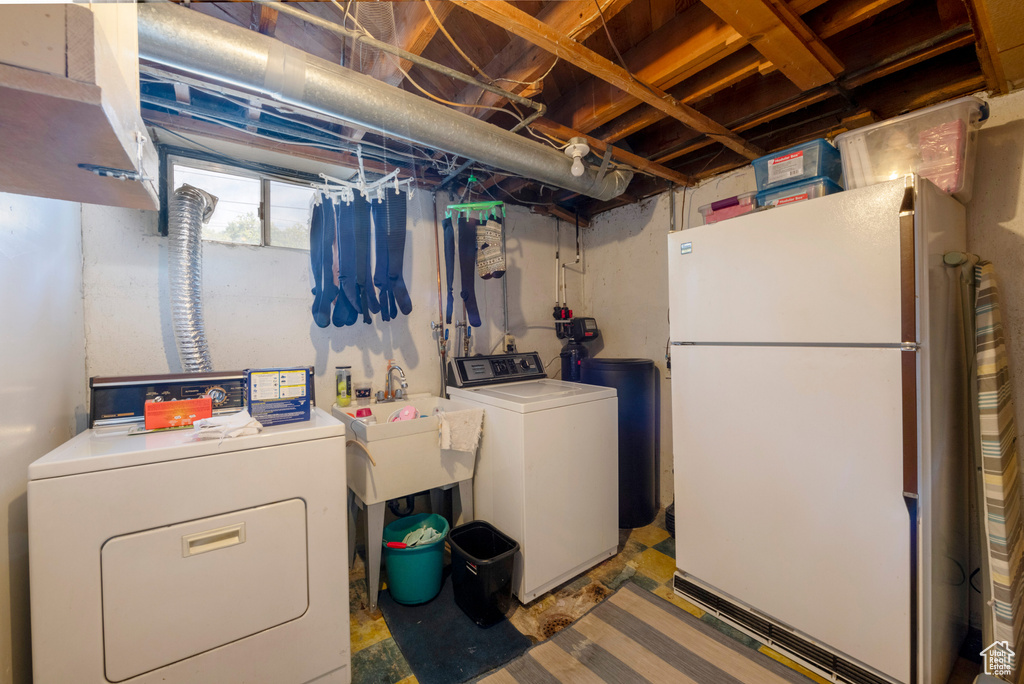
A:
[{"xmin": 143, "ymin": 398, "xmax": 213, "ymax": 430}]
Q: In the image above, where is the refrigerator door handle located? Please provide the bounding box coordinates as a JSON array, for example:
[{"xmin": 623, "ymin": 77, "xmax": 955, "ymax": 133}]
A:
[
  {"xmin": 898, "ymin": 178, "xmax": 918, "ymax": 499},
  {"xmin": 898, "ymin": 177, "xmax": 919, "ymax": 684}
]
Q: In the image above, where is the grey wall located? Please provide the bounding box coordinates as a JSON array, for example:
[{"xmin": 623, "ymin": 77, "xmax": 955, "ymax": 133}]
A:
[{"xmin": 0, "ymin": 193, "xmax": 86, "ymax": 684}]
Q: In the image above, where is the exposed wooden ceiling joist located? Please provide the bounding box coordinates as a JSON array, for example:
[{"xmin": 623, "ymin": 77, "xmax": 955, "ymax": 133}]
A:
[
  {"xmin": 450, "ymin": 0, "xmax": 636, "ymax": 115},
  {"xmin": 961, "ymin": 0, "xmax": 1024, "ymax": 92},
  {"xmin": 807, "ymin": 0, "xmax": 905, "ymax": 39},
  {"xmin": 450, "ymin": 0, "xmax": 763, "ymax": 159},
  {"xmin": 699, "ymin": 0, "xmax": 843, "ymax": 90},
  {"xmin": 250, "ymin": 3, "xmax": 278, "ymax": 35},
  {"xmin": 547, "ymin": 3, "xmax": 746, "ymax": 135}
]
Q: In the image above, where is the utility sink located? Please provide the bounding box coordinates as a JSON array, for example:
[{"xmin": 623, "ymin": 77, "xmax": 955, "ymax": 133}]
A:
[{"xmin": 332, "ymin": 395, "xmax": 479, "ymax": 506}]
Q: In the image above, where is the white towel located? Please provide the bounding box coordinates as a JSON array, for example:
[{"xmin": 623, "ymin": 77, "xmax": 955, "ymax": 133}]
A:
[
  {"xmin": 191, "ymin": 409, "xmax": 263, "ymax": 443},
  {"xmin": 437, "ymin": 408, "xmax": 484, "ymax": 452}
]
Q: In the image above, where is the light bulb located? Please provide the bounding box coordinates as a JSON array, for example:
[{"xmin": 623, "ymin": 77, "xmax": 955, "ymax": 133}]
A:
[{"xmin": 571, "ymin": 154, "xmax": 585, "ymax": 177}]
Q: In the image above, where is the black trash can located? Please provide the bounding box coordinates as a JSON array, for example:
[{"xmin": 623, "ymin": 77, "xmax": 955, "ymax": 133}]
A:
[
  {"xmin": 580, "ymin": 357, "xmax": 658, "ymax": 529},
  {"xmin": 448, "ymin": 521, "xmax": 519, "ymax": 627}
]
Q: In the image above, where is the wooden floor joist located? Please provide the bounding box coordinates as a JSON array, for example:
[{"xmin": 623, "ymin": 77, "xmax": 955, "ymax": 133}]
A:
[
  {"xmin": 451, "ymin": 0, "xmax": 763, "ymax": 160},
  {"xmin": 699, "ymin": 0, "xmax": 843, "ymax": 90}
]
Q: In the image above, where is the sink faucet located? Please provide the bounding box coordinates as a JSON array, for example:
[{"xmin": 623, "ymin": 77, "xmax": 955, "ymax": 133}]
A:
[{"xmin": 377, "ymin": 360, "xmax": 408, "ymax": 403}]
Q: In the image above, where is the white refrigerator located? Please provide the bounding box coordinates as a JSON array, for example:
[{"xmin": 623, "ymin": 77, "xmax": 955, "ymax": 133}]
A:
[{"xmin": 668, "ymin": 176, "xmax": 968, "ymax": 684}]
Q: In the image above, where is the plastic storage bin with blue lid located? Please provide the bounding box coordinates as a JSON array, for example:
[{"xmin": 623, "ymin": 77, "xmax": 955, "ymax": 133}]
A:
[
  {"xmin": 756, "ymin": 176, "xmax": 843, "ymax": 208},
  {"xmin": 752, "ymin": 139, "xmax": 842, "ymax": 191}
]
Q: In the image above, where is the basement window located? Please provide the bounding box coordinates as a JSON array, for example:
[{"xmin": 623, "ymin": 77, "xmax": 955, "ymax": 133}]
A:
[{"xmin": 162, "ymin": 151, "xmax": 317, "ymax": 250}]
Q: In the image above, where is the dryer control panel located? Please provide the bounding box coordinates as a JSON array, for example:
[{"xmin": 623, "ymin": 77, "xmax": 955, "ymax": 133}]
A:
[
  {"xmin": 447, "ymin": 352, "xmax": 546, "ymax": 388},
  {"xmin": 90, "ymin": 371, "xmax": 247, "ymax": 428}
]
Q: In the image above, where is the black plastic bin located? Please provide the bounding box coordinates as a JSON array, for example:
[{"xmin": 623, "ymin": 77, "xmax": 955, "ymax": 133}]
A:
[{"xmin": 448, "ymin": 521, "xmax": 519, "ymax": 627}]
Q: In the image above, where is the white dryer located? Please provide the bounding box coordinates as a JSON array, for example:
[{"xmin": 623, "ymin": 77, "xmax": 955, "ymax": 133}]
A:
[
  {"xmin": 28, "ymin": 407, "xmax": 350, "ymax": 684},
  {"xmin": 447, "ymin": 352, "xmax": 618, "ymax": 603}
]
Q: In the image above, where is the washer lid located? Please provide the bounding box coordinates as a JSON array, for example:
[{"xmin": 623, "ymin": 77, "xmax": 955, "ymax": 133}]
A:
[
  {"xmin": 28, "ymin": 407, "xmax": 344, "ymax": 480},
  {"xmin": 447, "ymin": 379, "xmax": 615, "ymax": 413}
]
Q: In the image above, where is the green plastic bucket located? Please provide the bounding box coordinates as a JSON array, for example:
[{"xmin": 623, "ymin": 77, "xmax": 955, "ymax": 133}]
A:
[{"xmin": 382, "ymin": 513, "xmax": 450, "ymax": 605}]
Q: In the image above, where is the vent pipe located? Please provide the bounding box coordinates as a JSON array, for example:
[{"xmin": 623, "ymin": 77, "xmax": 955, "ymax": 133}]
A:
[
  {"xmin": 169, "ymin": 184, "xmax": 218, "ymax": 373},
  {"xmin": 137, "ymin": 4, "xmax": 633, "ymax": 202}
]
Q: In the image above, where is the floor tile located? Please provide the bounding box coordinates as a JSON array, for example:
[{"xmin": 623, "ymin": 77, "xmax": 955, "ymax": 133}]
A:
[
  {"xmin": 630, "ymin": 573, "xmax": 660, "ymax": 592},
  {"xmin": 586, "ymin": 538, "xmax": 645, "ymax": 589},
  {"xmin": 351, "ymin": 638, "xmax": 413, "ymax": 684},
  {"xmin": 629, "ymin": 547, "xmax": 677, "ymax": 585},
  {"xmin": 759, "ymin": 646, "xmax": 830, "ymax": 684},
  {"xmin": 652, "ymin": 535, "xmax": 675, "ymax": 560},
  {"xmin": 350, "ymin": 611, "xmax": 391, "ymax": 654},
  {"xmin": 651, "ymin": 584, "xmax": 705, "ymax": 619},
  {"xmin": 629, "ymin": 524, "xmax": 670, "ymax": 548},
  {"xmin": 699, "ymin": 613, "xmax": 763, "ymax": 651}
]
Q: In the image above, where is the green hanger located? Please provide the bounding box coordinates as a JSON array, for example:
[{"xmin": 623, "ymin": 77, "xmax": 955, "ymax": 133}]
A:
[{"xmin": 444, "ymin": 200, "xmax": 506, "ymax": 221}]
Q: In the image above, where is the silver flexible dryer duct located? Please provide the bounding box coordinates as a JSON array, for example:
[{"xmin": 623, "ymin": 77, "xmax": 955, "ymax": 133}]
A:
[
  {"xmin": 137, "ymin": 4, "xmax": 634, "ymax": 201},
  {"xmin": 169, "ymin": 184, "xmax": 218, "ymax": 373}
]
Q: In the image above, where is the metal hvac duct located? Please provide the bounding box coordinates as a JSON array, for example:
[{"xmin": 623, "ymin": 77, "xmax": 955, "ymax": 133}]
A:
[{"xmin": 137, "ymin": 4, "xmax": 633, "ymax": 201}]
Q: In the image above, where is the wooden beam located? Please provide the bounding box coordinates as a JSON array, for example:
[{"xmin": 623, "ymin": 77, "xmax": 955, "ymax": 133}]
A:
[
  {"xmin": 960, "ymin": 0, "xmax": 1010, "ymax": 93},
  {"xmin": 451, "ymin": 0, "xmax": 637, "ymax": 116},
  {"xmin": 391, "ymin": 1, "xmax": 454, "ymax": 82},
  {"xmin": 451, "ymin": 0, "xmax": 762, "ymax": 160},
  {"xmin": 595, "ymin": 47, "xmax": 767, "ymax": 143},
  {"xmin": 807, "ymin": 0, "xmax": 904, "ymax": 39},
  {"xmin": 529, "ymin": 117, "xmax": 692, "ymax": 186},
  {"xmin": 699, "ymin": 0, "xmax": 843, "ymax": 89},
  {"xmin": 250, "ymin": 4, "xmax": 278, "ymax": 36},
  {"xmin": 546, "ymin": 3, "xmax": 747, "ymax": 134},
  {"xmin": 842, "ymin": 28, "xmax": 975, "ymax": 89}
]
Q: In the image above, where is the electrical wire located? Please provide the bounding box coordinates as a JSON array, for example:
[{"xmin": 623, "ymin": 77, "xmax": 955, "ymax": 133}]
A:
[
  {"xmin": 425, "ymin": 0, "xmax": 492, "ymax": 81},
  {"xmin": 591, "ymin": 0, "xmax": 659, "ymax": 98}
]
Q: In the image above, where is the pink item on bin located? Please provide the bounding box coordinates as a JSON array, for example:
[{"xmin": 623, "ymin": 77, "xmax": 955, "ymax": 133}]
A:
[
  {"xmin": 698, "ymin": 192, "xmax": 756, "ymax": 225},
  {"xmin": 917, "ymin": 120, "xmax": 967, "ymax": 194}
]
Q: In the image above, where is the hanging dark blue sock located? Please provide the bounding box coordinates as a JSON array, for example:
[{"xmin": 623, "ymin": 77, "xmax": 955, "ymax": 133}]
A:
[
  {"xmin": 458, "ymin": 217, "xmax": 482, "ymax": 327},
  {"xmin": 332, "ymin": 199, "xmax": 359, "ymax": 327},
  {"xmin": 371, "ymin": 198, "xmax": 392, "ymax": 321},
  {"xmin": 384, "ymin": 192, "xmax": 412, "ymax": 316},
  {"xmin": 352, "ymin": 194, "xmax": 378, "ymax": 324},
  {"xmin": 309, "ymin": 196, "xmax": 325, "ymax": 327},
  {"xmin": 311, "ymin": 196, "xmax": 338, "ymax": 328},
  {"xmin": 442, "ymin": 217, "xmax": 455, "ymax": 324}
]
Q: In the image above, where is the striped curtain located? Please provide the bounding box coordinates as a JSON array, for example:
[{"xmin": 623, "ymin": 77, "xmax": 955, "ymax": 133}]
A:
[{"xmin": 976, "ymin": 262, "xmax": 1024, "ymax": 678}]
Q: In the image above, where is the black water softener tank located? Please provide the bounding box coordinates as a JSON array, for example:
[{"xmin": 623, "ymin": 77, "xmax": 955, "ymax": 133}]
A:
[{"xmin": 580, "ymin": 358, "xmax": 658, "ymax": 528}]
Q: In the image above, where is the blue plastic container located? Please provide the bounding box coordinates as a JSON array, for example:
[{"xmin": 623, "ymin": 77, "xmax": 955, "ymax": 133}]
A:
[
  {"xmin": 382, "ymin": 513, "xmax": 450, "ymax": 605},
  {"xmin": 752, "ymin": 139, "xmax": 842, "ymax": 191},
  {"xmin": 755, "ymin": 175, "xmax": 843, "ymax": 208}
]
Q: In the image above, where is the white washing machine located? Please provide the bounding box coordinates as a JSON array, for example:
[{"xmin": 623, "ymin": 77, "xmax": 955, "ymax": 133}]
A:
[
  {"xmin": 447, "ymin": 352, "xmax": 619, "ymax": 603},
  {"xmin": 28, "ymin": 406, "xmax": 350, "ymax": 684}
]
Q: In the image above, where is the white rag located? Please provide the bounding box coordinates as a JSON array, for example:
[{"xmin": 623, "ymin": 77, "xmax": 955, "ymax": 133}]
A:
[
  {"xmin": 191, "ymin": 409, "xmax": 263, "ymax": 443},
  {"xmin": 437, "ymin": 408, "xmax": 484, "ymax": 452}
]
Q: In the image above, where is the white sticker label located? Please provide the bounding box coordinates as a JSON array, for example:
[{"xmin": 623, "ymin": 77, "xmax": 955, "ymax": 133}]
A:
[
  {"xmin": 680, "ymin": 242, "xmax": 692, "ymax": 255},
  {"xmin": 772, "ymin": 193, "xmax": 809, "ymax": 206},
  {"xmin": 767, "ymin": 150, "xmax": 805, "ymax": 184},
  {"xmin": 249, "ymin": 372, "xmax": 281, "ymax": 401}
]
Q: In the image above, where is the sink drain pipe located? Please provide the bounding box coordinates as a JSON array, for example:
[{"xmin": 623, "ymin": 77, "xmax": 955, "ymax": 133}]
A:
[{"xmin": 168, "ymin": 184, "xmax": 218, "ymax": 373}]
